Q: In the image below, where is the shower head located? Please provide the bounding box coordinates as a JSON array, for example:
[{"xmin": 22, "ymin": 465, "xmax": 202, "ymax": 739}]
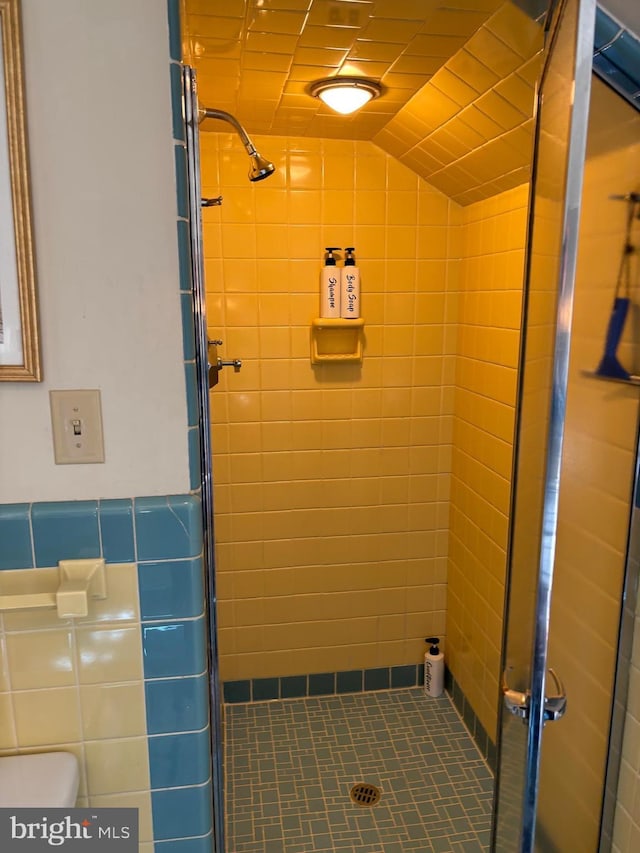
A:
[
  {"xmin": 198, "ymin": 106, "xmax": 275, "ymax": 182},
  {"xmin": 249, "ymin": 152, "xmax": 276, "ymax": 182}
]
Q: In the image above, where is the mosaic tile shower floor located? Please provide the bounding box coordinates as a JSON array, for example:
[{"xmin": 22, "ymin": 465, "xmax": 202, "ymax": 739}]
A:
[{"xmin": 225, "ymin": 687, "xmax": 494, "ymax": 852}]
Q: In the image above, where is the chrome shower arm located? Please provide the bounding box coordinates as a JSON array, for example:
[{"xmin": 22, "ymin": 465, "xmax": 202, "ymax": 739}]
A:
[
  {"xmin": 198, "ymin": 107, "xmax": 257, "ymax": 156},
  {"xmin": 197, "ymin": 105, "xmax": 275, "ymax": 182}
]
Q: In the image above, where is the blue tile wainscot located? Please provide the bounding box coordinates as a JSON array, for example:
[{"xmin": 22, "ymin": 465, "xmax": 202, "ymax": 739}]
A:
[{"xmin": 0, "ymin": 496, "xmax": 213, "ymax": 851}]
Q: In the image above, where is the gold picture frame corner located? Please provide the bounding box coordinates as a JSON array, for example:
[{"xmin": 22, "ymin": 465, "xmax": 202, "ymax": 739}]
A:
[{"xmin": 0, "ymin": 0, "xmax": 41, "ymax": 382}]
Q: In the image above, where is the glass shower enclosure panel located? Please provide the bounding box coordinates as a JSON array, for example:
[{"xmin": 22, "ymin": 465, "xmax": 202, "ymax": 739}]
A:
[{"xmin": 492, "ymin": 0, "xmax": 595, "ymax": 849}]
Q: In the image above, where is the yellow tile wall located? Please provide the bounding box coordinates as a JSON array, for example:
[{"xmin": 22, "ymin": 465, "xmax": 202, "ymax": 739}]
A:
[
  {"xmin": 537, "ymin": 79, "xmax": 640, "ymax": 853},
  {"xmin": 0, "ymin": 564, "xmax": 154, "ymax": 848},
  {"xmin": 184, "ymin": 1, "xmax": 541, "ymax": 203},
  {"xmin": 372, "ymin": 2, "xmax": 542, "ymax": 205},
  {"xmin": 446, "ymin": 183, "xmax": 529, "ymax": 739},
  {"xmin": 182, "ymin": 0, "xmax": 504, "ymax": 141},
  {"xmin": 202, "ymin": 132, "xmax": 460, "ymax": 681}
]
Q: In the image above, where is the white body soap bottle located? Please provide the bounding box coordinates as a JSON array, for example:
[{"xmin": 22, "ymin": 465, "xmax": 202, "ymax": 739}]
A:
[
  {"xmin": 341, "ymin": 247, "xmax": 360, "ymax": 319},
  {"xmin": 424, "ymin": 637, "xmax": 444, "ymax": 697},
  {"xmin": 320, "ymin": 247, "xmax": 341, "ymax": 318}
]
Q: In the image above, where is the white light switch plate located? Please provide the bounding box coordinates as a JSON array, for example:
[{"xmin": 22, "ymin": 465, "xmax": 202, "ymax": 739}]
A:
[{"xmin": 49, "ymin": 389, "xmax": 105, "ymax": 464}]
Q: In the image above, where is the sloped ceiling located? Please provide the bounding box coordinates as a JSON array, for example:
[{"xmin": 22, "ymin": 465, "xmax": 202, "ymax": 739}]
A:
[{"xmin": 182, "ymin": 0, "xmax": 544, "ymax": 204}]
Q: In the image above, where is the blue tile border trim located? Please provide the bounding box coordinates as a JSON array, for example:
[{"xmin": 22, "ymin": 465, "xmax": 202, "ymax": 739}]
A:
[
  {"xmin": 447, "ymin": 668, "xmax": 496, "ymax": 772},
  {"xmin": 151, "ymin": 782, "xmax": 213, "ymax": 841},
  {"xmin": 31, "ymin": 501, "xmax": 100, "ymax": 567},
  {"xmin": 173, "ymin": 144, "xmax": 189, "ymax": 220},
  {"xmin": 166, "ymin": 0, "xmax": 182, "ymax": 63},
  {"xmin": 180, "ymin": 292, "xmax": 196, "ymax": 361},
  {"xmin": 99, "ymin": 499, "xmax": 135, "ymax": 563},
  {"xmin": 184, "ymin": 362, "xmax": 199, "ymax": 428},
  {"xmin": 0, "ymin": 495, "xmax": 201, "ymax": 569},
  {"xmin": 135, "ymin": 495, "xmax": 202, "ymax": 562},
  {"xmin": 169, "ymin": 63, "xmax": 185, "ymax": 142},
  {"xmin": 149, "ymin": 728, "xmax": 211, "ymax": 789},
  {"xmin": 187, "ymin": 427, "xmax": 202, "ymax": 492},
  {"xmin": 167, "ymin": 10, "xmax": 200, "ymax": 499},
  {"xmin": 145, "ymin": 674, "xmax": 209, "ymax": 735},
  {"xmin": 155, "ymin": 835, "xmax": 213, "ymax": 853},
  {"xmin": 176, "ymin": 220, "xmax": 192, "ymax": 294},
  {"xmin": 138, "ymin": 557, "xmax": 205, "ymax": 621},
  {"xmin": 0, "ymin": 504, "xmax": 32, "ymax": 570},
  {"xmin": 142, "ymin": 617, "xmax": 207, "ymax": 679},
  {"xmin": 222, "ymin": 664, "xmax": 425, "ymax": 706},
  {"xmin": 222, "ymin": 664, "xmax": 496, "ymax": 769}
]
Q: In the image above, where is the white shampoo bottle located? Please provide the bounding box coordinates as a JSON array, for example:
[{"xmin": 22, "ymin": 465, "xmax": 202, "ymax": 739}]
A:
[
  {"xmin": 320, "ymin": 247, "xmax": 341, "ymax": 318},
  {"xmin": 340, "ymin": 247, "xmax": 360, "ymax": 319},
  {"xmin": 424, "ymin": 637, "xmax": 444, "ymax": 697}
]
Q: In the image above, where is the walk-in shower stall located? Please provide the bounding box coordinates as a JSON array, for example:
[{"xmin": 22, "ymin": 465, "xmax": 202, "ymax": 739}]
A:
[{"xmin": 180, "ymin": 0, "xmax": 640, "ymax": 849}]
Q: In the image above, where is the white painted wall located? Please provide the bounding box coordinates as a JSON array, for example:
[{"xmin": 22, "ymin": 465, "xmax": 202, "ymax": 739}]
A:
[{"xmin": 0, "ymin": 0, "xmax": 189, "ymax": 503}]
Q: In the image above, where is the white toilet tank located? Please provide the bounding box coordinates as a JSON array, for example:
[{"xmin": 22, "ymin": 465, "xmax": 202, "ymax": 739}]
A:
[{"xmin": 0, "ymin": 752, "xmax": 79, "ymax": 807}]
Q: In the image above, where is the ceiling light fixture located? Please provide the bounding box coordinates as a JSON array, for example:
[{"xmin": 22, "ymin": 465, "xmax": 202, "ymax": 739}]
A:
[{"xmin": 307, "ymin": 77, "xmax": 383, "ymax": 116}]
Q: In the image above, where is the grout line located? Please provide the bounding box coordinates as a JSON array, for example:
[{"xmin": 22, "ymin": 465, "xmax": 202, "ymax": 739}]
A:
[{"xmin": 27, "ymin": 503, "xmax": 36, "ymax": 569}]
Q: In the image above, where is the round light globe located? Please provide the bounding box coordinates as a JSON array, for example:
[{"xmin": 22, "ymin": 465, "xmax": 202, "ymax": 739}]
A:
[
  {"xmin": 307, "ymin": 77, "xmax": 383, "ymax": 116},
  {"xmin": 318, "ymin": 85, "xmax": 374, "ymax": 115}
]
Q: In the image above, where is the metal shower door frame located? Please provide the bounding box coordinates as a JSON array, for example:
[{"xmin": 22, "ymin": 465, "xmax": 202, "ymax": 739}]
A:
[
  {"xmin": 492, "ymin": 0, "xmax": 596, "ymax": 848},
  {"xmin": 521, "ymin": 0, "xmax": 595, "ymax": 839},
  {"xmin": 183, "ymin": 64, "xmax": 226, "ymax": 853}
]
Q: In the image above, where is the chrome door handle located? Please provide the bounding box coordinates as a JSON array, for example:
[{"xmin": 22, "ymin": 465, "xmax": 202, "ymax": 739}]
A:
[
  {"xmin": 502, "ymin": 668, "xmax": 567, "ymax": 724},
  {"xmin": 543, "ymin": 668, "xmax": 567, "ymax": 722},
  {"xmin": 503, "ymin": 671, "xmax": 530, "ymax": 720}
]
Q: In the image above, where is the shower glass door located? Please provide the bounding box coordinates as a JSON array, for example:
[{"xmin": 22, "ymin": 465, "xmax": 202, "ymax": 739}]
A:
[{"xmin": 492, "ymin": 0, "xmax": 596, "ymax": 850}]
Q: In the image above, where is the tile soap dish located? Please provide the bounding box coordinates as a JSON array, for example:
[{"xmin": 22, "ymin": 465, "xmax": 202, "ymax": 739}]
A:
[{"xmin": 311, "ymin": 317, "xmax": 364, "ymax": 364}]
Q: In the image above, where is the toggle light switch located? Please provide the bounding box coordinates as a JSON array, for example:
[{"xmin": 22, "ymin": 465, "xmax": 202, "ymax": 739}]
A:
[{"xmin": 49, "ymin": 390, "xmax": 105, "ymax": 464}]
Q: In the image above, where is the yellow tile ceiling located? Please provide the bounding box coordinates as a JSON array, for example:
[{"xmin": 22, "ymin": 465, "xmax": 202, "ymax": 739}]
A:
[{"xmin": 182, "ymin": 0, "xmax": 544, "ymax": 203}]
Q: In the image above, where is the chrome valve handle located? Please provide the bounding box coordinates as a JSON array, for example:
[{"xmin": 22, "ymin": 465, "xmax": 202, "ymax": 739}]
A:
[{"xmin": 207, "ymin": 340, "xmax": 242, "ymax": 388}]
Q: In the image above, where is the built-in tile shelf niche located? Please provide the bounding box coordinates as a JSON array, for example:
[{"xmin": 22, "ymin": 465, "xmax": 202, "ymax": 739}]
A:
[{"xmin": 311, "ymin": 318, "xmax": 365, "ymax": 364}]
